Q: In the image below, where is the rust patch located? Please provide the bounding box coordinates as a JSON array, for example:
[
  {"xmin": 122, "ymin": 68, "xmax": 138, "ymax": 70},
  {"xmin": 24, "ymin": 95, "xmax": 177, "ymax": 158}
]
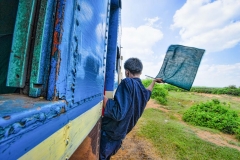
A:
[
  {"xmin": 50, "ymin": 0, "xmax": 66, "ymax": 101},
  {"xmin": 70, "ymin": 118, "xmax": 101, "ymax": 159},
  {"xmin": 70, "ymin": 136, "xmax": 96, "ymax": 160},
  {"xmin": 60, "ymin": 107, "xmax": 65, "ymax": 113},
  {"xmin": 52, "ymin": 2, "xmax": 60, "ymax": 56},
  {"xmin": 50, "ymin": 0, "xmax": 64, "ymax": 101},
  {"xmin": 52, "ymin": 33, "xmax": 59, "ymax": 55}
]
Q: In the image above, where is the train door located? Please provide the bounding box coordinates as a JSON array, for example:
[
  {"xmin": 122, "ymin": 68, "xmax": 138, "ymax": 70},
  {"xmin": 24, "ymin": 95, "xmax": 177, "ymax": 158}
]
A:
[
  {"xmin": 104, "ymin": 0, "xmax": 122, "ymax": 99},
  {"xmin": 0, "ymin": 0, "xmax": 121, "ymax": 159}
]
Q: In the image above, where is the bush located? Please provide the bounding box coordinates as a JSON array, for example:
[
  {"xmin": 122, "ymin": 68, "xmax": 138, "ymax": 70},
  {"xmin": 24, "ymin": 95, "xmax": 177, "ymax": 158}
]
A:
[
  {"xmin": 141, "ymin": 79, "xmax": 152, "ymax": 87},
  {"xmin": 151, "ymin": 84, "xmax": 168, "ymax": 104},
  {"xmin": 183, "ymin": 99, "xmax": 240, "ymax": 138},
  {"xmin": 142, "ymin": 79, "xmax": 168, "ymax": 105},
  {"xmin": 228, "ymin": 85, "xmax": 237, "ymax": 89},
  {"xmin": 191, "ymin": 87, "xmax": 240, "ymax": 96},
  {"xmin": 234, "ymin": 128, "xmax": 240, "ymax": 140},
  {"xmin": 163, "ymin": 84, "xmax": 186, "ymax": 92}
]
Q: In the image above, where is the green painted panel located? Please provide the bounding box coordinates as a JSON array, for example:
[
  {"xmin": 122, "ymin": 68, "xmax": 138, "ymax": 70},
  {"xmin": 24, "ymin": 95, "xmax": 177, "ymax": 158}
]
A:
[
  {"xmin": 7, "ymin": 0, "xmax": 37, "ymax": 88},
  {"xmin": 0, "ymin": 0, "xmax": 19, "ymax": 94},
  {"xmin": 29, "ymin": 0, "xmax": 56, "ymax": 97}
]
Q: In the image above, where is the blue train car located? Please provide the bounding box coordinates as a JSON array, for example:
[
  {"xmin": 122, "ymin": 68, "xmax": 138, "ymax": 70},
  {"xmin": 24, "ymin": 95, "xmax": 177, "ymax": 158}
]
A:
[{"xmin": 0, "ymin": 0, "xmax": 122, "ymax": 159}]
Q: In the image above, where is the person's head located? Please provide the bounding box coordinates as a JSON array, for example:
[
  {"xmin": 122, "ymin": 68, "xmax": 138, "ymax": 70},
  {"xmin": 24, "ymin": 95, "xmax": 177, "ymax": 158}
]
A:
[{"xmin": 124, "ymin": 58, "xmax": 143, "ymax": 77}]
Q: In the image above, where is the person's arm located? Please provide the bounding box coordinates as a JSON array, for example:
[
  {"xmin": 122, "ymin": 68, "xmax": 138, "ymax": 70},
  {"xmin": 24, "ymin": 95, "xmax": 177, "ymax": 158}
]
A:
[
  {"xmin": 103, "ymin": 96, "xmax": 108, "ymax": 109},
  {"xmin": 101, "ymin": 96, "xmax": 108, "ymax": 116},
  {"xmin": 146, "ymin": 78, "xmax": 164, "ymax": 91}
]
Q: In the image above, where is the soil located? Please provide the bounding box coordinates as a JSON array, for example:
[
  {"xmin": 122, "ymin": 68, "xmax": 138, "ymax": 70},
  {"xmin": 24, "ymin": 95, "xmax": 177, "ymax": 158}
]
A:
[{"xmin": 111, "ymin": 98, "xmax": 240, "ymax": 160}]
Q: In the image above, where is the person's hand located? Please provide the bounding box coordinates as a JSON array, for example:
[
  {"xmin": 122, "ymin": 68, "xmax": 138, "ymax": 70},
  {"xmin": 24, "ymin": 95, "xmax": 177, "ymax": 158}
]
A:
[
  {"xmin": 147, "ymin": 78, "xmax": 164, "ymax": 91},
  {"xmin": 154, "ymin": 78, "xmax": 164, "ymax": 83},
  {"xmin": 103, "ymin": 96, "xmax": 108, "ymax": 108}
]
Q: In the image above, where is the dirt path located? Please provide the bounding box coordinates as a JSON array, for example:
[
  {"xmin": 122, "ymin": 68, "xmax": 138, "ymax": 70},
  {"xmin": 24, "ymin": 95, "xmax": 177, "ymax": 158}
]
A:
[
  {"xmin": 112, "ymin": 99, "xmax": 240, "ymax": 159},
  {"xmin": 111, "ymin": 100, "xmax": 162, "ymax": 160},
  {"xmin": 111, "ymin": 126, "xmax": 162, "ymax": 160}
]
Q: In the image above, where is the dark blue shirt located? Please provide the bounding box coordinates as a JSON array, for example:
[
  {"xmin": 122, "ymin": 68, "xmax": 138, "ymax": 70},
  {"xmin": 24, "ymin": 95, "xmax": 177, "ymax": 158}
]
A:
[{"xmin": 102, "ymin": 78, "xmax": 151, "ymax": 140}]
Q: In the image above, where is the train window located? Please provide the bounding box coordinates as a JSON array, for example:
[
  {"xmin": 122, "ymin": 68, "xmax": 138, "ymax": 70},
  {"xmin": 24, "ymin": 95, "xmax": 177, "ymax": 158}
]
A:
[{"xmin": 0, "ymin": 1, "xmax": 56, "ymax": 98}]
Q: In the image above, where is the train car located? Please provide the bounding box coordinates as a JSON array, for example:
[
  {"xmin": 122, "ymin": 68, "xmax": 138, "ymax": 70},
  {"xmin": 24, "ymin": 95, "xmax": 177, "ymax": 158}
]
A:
[{"xmin": 0, "ymin": 0, "xmax": 122, "ymax": 159}]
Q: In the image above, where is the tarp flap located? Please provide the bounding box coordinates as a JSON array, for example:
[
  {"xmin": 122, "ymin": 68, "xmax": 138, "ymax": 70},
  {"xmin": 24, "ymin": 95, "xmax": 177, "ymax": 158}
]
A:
[{"xmin": 156, "ymin": 45, "xmax": 205, "ymax": 91}]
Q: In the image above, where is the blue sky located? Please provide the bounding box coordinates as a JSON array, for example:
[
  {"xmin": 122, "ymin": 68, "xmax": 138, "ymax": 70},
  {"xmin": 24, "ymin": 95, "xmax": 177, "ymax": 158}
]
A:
[{"xmin": 121, "ymin": 0, "xmax": 240, "ymax": 87}]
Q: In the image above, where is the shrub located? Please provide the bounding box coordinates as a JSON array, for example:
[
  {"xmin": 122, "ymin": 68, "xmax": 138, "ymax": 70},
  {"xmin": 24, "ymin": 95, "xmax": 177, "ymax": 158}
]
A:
[
  {"xmin": 191, "ymin": 87, "xmax": 240, "ymax": 96},
  {"xmin": 141, "ymin": 79, "xmax": 152, "ymax": 87},
  {"xmin": 142, "ymin": 79, "xmax": 168, "ymax": 105},
  {"xmin": 151, "ymin": 84, "xmax": 168, "ymax": 104},
  {"xmin": 183, "ymin": 99, "xmax": 240, "ymax": 138},
  {"xmin": 228, "ymin": 85, "xmax": 237, "ymax": 89},
  {"xmin": 164, "ymin": 84, "xmax": 186, "ymax": 92},
  {"xmin": 234, "ymin": 128, "xmax": 240, "ymax": 140}
]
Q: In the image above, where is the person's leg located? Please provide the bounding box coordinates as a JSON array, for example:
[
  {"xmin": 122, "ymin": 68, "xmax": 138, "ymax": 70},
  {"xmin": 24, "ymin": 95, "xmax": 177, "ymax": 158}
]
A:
[{"xmin": 99, "ymin": 131, "xmax": 122, "ymax": 160}]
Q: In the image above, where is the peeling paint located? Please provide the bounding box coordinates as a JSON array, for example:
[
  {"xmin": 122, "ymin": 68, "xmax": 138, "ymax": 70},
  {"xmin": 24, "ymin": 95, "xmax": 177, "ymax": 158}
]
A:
[
  {"xmin": 0, "ymin": 0, "xmax": 122, "ymax": 159},
  {"xmin": 0, "ymin": 98, "xmax": 67, "ymax": 144},
  {"xmin": 29, "ymin": 0, "xmax": 57, "ymax": 97},
  {"xmin": 47, "ymin": 0, "xmax": 65, "ymax": 101},
  {"xmin": 0, "ymin": 94, "xmax": 101, "ymax": 159},
  {"xmin": 6, "ymin": 0, "xmax": 37, "ymax": 88},
  {"xmin": 3, "ymin": 116, "xmax": 11, "ymax": 120}
]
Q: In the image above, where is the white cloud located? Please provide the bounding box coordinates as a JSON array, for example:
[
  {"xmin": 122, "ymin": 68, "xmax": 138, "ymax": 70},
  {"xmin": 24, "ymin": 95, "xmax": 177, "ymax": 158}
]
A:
[
  {"xmin": 172, "ymin": 0, "xmax": 240, "ymax": 53},
  {"xmin": 144, "ymin": 17, "xmax": 162, "ymax": 28},
  {"xmin": 122, "ymin": 26, "xmax": 163, "ymax": 50},
  {"xmin": 140, "ymin": 61, "xmax": 164, "ymax": 79},
  {"xmin": 121, "ymin": 25, "xmax": 163, "ymax": 59},
  {"xmin": 193, "ymin": 63, "xmax": 240, "ymax": 87},
  {"xmin": 121, "ymin": 22, "xmax": 164, "ymax": 78}
]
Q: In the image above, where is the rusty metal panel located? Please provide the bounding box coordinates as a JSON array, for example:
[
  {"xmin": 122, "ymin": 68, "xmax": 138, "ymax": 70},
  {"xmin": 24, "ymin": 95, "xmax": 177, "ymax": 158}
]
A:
[
  {"xmin": 70, "ymin": 118, "xmax": 101, "ymax": 160},
  {"xmin": 29, "ymin": 0, "xmax": 57, "ymax": 97},
  {"xmin": 6, "ymin": 0, "xmax": 37, "ymax": 88},
  {"xmin": 0, "ymin": 94, "xmax": 68, "ymax": 159},
  {"xmin": 47, "ymin": 0, "xmax": 65, "ymax": 100},
  {"xmin": 47, "ymin": 0, "xmax": 110, "ymax": 103},
  {"xmin": 0, "ymin": 93, "xmax": 102, "ymax": 159}
]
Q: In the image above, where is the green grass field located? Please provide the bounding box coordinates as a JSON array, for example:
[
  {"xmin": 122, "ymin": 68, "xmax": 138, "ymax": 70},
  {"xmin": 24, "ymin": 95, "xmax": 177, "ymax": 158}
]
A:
[
  {"xmin": 136, "ymin": 91, "xmax": 240, "ymax": 160},
  {"xmin": 166, "ymin": 91, "xmax": 240, "ymax": 114}
]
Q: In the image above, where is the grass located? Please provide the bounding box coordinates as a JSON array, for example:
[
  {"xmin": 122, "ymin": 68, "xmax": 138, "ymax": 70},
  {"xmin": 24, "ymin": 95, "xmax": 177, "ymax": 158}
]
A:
[
  {"xmin": 135, "ymin": 91, "xmax": 240, "ymax": 159},
  {"xmin": 137, "ymin": 108, "xmax": 240, "ymax": 160},
  {"xmin": 228, "ymin": 141, "xmax": 240, "ymax": 147},
  {"xmin": 165, "ymin": 91, "xmax": 240, "ymax": 114}
]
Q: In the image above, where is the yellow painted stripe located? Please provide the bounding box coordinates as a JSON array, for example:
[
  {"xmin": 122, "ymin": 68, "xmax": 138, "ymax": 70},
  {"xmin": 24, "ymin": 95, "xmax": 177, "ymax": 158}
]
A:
[{"xmin": 19, "ymin": 101, "xmax": 102, "ymax": 160}]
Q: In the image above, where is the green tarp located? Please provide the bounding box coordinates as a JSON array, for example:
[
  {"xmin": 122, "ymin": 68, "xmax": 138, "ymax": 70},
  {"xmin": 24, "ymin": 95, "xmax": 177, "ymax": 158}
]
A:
[{"xmin": 156, "ymin": 45, "xmax": 205, "ymax": 91}]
